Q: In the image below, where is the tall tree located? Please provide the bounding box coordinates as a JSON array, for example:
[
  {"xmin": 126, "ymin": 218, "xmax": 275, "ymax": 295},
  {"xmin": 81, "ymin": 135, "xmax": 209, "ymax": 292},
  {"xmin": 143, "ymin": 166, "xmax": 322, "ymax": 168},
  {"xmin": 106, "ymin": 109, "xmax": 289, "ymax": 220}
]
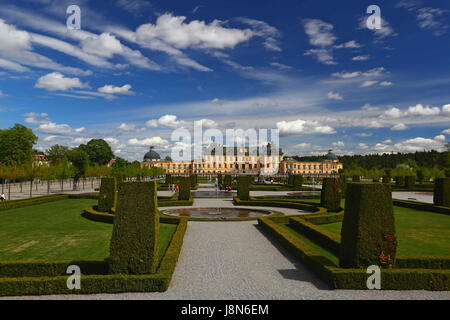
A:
[
  {"xmin": 79, "ymin": 139, "xmax": 114, "ymax": 166},
  {"xmin": 0, "ymin": 124, "xmax": 37, "ymax": 165},
  {"xmin": 67, "ymin": 149, "xmax": 90, "ymax": 190},
  {"xmin": 45, "ymin": 145, "xmax": 70, "ymax": 164}
]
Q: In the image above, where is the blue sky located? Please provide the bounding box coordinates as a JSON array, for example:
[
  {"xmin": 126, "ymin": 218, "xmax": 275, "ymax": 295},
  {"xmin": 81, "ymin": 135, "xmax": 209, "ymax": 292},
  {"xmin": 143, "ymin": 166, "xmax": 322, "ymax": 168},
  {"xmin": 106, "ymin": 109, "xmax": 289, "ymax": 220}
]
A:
[{"xmin": 0, "ymin": 0, "xmax": 449, "ymax": 161}]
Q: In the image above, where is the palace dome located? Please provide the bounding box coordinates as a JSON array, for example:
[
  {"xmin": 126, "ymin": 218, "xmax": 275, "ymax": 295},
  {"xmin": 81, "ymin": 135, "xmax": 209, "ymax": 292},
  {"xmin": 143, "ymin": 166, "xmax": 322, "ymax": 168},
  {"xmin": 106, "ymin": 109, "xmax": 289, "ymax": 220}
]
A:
[
  {"xmin": 325, "ymin": 149, "xmax": 338, "ymax": 161},
  {"xmin": 144, "ymin": 147, "xmax": 161, "ymax": 161}
]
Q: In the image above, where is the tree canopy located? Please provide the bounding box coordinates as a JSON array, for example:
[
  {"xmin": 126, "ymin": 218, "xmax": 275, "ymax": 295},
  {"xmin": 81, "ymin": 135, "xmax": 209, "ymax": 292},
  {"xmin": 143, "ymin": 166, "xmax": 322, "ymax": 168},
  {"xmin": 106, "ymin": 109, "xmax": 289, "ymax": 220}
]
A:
[
  {"xmin": 0, "ymin": 124, "xmax": 37, "ymax": 165},
  {"xmin": 78, "ymin": 139, "xmax": 114, "ymax": 166}
]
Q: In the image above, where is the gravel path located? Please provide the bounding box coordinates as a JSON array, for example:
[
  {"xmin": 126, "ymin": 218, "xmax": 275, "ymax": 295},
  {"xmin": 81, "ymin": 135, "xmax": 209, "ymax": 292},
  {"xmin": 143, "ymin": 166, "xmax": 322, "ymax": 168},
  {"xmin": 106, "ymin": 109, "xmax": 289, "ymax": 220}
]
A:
[{"xmin": 3, "ymin": 221, "xmax": 449, "ymax": 300}]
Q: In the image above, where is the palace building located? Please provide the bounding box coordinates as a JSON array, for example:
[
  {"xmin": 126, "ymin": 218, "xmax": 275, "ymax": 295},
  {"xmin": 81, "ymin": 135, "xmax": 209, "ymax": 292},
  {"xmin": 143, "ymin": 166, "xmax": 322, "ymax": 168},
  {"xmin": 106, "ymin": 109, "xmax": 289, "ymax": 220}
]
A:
[{"xmin": 141, "ymin": 146, "xmax": 342, "ymax": 176}]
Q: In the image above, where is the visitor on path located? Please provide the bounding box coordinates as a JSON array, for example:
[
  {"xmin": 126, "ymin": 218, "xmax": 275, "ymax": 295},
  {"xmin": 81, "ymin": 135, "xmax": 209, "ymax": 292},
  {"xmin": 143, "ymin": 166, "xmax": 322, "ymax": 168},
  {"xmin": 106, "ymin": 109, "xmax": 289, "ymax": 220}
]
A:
[
  {"xmin": 0, "ymin": 193, "xmax": 5, "ymax": 201},
  {"xmin": 175, "ymin": 185, "xmax": 179, "ymax": 192}
]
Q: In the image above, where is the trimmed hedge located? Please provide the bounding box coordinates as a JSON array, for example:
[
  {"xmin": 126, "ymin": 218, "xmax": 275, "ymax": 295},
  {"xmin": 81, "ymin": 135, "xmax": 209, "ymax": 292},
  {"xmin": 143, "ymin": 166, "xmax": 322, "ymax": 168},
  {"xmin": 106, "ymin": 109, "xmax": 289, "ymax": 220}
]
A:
[
  {"xmin": 165, "ymin": 174, "xmax": 172, "ymax": 185},
  {"xmin": 0, "ymin": 261, "xmax": 109, "ymax": 278},
  {"xmin": 0, "ymin": 219, "xmax": 187, "ymax": 296},
  {"xmin": 405, "ymin": 176, "xmax": 416, "ymax": 189},
  {"xmin": 218, "ymin": 174, "xmax": 223, "ymax": 186},
  {"xmin": 320, "ymin": 178, "xmax": 342, "ymax": 212},
  {"xmin": 97, "ymin": 178, "xmax": 116, "ymax": 213},
  {"xmin": 237, "ymin": 175, "xmax": 251, "ymax": 201},
  {"xmin": 352, "ymin": 175, "xmax": 361, "ymax": 182},
  {"xmin": 340, "ymin": 183, "xmax": 397, "ymax": 269},
  {"xmin": 224, "ymin": 175, "xmax": 232, "ymax": 186},
  {"xmin": 395, "ymin": 176, "xmax": 405, "ymax": 187},
  {"xmin": 234, "ymin": 197, "xmax": 327, "ymax": 214},
  {"xmin": 110, "ymin": 181, "xmax": 159, "ymax": 274},
  {"xmin": 293, "ymin": 175, "xmax": 303, "ymax": 190},
  {"xmin": 178, "ymin": 176, "xmax": 191, "ymax": 201},
  {"xmin": 434, "ymin": 178, "xmax": 450, "ymax": 207}
]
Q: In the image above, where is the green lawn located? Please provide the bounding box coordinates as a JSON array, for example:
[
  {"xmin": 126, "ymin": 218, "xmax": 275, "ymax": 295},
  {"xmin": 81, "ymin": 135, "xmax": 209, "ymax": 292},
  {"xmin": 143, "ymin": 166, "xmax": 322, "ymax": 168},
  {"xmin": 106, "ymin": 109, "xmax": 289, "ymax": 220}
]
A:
[
  {"xmin": 0, "ymin": 199, "xmax": 177, "ymax": 262},
  {"xmin": 319, "ymin": 206, "xmax": 450, "ymax": 257}
]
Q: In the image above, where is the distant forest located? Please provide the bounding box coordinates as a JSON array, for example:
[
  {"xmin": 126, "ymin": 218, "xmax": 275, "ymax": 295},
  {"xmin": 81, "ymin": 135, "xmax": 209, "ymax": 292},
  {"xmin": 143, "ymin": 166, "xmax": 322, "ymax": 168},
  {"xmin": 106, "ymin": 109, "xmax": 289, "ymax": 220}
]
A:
[{"xmin": 293, "ymin": 148, "xmax": 450, "ymax": 170}]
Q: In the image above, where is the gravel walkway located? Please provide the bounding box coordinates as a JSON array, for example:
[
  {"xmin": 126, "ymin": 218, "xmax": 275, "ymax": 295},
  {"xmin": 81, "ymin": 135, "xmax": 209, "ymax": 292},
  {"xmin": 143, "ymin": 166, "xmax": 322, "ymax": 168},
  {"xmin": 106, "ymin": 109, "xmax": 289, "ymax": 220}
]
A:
[{"xmin": 3, "ymin": 221, "xmax": 449, "ymax": 300}]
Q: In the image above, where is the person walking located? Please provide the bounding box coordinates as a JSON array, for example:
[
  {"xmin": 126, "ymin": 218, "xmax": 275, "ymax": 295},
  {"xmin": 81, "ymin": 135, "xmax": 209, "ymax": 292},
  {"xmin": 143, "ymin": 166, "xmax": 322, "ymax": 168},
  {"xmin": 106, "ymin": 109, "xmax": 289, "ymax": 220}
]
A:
[{"xmin": 0, "ymin": 193, "xmax": 5, "ymax": 201}]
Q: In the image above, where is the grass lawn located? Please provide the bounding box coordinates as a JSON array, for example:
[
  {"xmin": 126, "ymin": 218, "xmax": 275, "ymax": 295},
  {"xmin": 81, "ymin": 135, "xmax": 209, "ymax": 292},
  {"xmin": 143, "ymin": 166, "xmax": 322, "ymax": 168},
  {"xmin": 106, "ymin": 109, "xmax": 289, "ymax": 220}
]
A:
[
  {"xmin": 318, "ymin": 206, "xmax": 450, "ymax": 257},
  {"xmin": 0, "ymin": 199, "xmax": 177, "ymax": 262}
]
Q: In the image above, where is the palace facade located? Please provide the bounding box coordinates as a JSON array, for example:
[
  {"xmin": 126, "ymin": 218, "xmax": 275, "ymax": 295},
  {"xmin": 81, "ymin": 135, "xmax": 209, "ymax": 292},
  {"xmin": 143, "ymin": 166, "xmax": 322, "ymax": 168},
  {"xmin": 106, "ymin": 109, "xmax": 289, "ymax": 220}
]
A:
[{"xmin": 141, "ymin": 146, "xmax": 343, "ymax": 176}]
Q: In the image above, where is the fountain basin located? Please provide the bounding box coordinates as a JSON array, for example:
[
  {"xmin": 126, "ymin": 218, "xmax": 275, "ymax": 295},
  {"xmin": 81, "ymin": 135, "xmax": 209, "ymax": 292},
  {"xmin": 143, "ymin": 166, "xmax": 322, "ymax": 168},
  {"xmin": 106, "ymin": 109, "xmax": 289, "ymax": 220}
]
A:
[
  {"xmin": 162, "ymin": 207, "xmax": 272, "ymax": 219},
  {"xmin": 191, "ymin": 191, "xmax": 236, "ymax": 198}
]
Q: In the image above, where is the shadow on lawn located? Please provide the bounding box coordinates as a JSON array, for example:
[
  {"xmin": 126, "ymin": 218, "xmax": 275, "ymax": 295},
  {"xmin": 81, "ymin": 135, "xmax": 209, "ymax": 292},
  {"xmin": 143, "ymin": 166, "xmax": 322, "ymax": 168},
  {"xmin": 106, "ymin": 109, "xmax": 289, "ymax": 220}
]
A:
[{"xmin": 254, "ymin": 224, "xmax": 332, "ymax": 290}]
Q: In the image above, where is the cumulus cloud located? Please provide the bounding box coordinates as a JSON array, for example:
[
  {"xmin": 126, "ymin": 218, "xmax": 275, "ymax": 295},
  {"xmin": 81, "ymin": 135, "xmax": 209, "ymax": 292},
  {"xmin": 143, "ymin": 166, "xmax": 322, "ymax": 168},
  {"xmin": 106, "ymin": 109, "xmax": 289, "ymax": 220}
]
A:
[
  {"xmin": 34, "ymin": 72, "xmax": 88, "ymax": 91},
  {"xmin": 333, "ymin": 141, "xmax": 345, "ymax": 147},
  {"xmin": 359, "ymin": 16, "xmax": 398, "ymax": 40},
  {"xmin": 352, "ymin": 55, "xmax": 370, "ymax": 61},
  {"xmin": 393, "ymin": 136, "xmax": 446, "ymax": 152},
  {"xmin": 37, "ymin": 122, "xmax": 85, "ymax": 135},
  {"xmin": 407, "ymin": 104, "xmax": 441, "ymax": 116},
  {"xmin": 98, "ymin": 84, "xmax": 133, "ymax": 95},
  {"xmin": 195, "ymin": 119, "xmax": 218, "ymax": 129},
  {"xmin": 136, "ymin": 14, "xmax": 253, "ymax": 50},
  {"xmin": 382, "ymin": 107, "xmax": 403, "ymax": 118},
  {"xmin": 380, "ymin": 81, "xmax": 394, "ymax": 86},
  {"xmin": 117, "ymin": 123, "xmax": 136, "ymax": 131},
  {"xmin": 327, "ymin": 91, "xmax": 343, "ymax": 100},
  {"xmin": 128, "ymin": 136, "xmax": 169, "ymax": 147},
  {"xmin": 361, "ymin": 80, "xmax": 379, "ymax": 87},
  {"xmin": 334, "ymin": 40, "xmax": 362, "ymax": 49},
  {"xmin": 391, "ymin": 123, "xmax": 408, "ymax": 131},
  {"xmin": 442, "ymin": 104, "xmax": 450, "ymax": 115},
  {"xmin": 332, "ymin": 67, "xmax": 387, "ymax": 79},
  {"xmin": 357, "ymin": 143, "xmax": 369, "ymax": 149},
  {"xmin": 276, "ymin": 119, "xmax": 335, "ymax": 136},
  {"xmin": 146, "ymin": 114, "xmax": 187, "ymax": 129},
  {"xmin": 442, "ymin": 128, "xmax": 450, "ymax": 135}
]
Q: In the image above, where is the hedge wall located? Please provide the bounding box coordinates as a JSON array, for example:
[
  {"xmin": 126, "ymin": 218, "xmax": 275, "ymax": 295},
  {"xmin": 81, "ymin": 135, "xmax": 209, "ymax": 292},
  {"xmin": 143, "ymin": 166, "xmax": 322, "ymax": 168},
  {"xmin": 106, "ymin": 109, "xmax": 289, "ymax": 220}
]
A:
[
  {"xmin": 178, "ymin": 176, "xmax": 191, "ymax": 201},
  {"xmin": 293, "ymin": 175, "xmax": 303, "ymax": 190},
  {"xmin": 237, "ymin": 175, "xmax": 252, "ymax": 201},
  {"xmin": 109, "ymin": 181, "xmax": 159, "ymax": 274},
  {"xmin": 352, "ymin": 175, "xmax": 361, "ymax": 182},
  {"xmin": 224, "ymin": 175, "xmax": 232, "ymax": 186},
  {"xmin": 165, "ymin": 174, "xmax": 172, "ymax": 185},
  {"xmin": 320, "ymin": 178, "xmax": 342, "ymax": 212},
  {"xmin": 434, "ymin": 178, "xmax": 450, "ymax": 207},
  {"xmin": 340, "ymin": 183, "xmax": 397, "ymax": 269},
  {"xmin": 190, "ymin": 174, "xmax": 198, "ymax": 189},
  {"xmin": 405, "ymin": 176, "xmax": 416, "ymax": 189},
  {"xmin": 288, "ymin": 174, "xmax": 294, "ymax": 186},
  {"xmin": 395, "ymin": 176, "xmax": 405, "ymax": 187},
  {"xmin": 218, "ymin": 174, "xmax": 223, "ymax": 186},
  {"xmin": 97, "ymin": 178, "xmax": 117, "ymax": 213}
]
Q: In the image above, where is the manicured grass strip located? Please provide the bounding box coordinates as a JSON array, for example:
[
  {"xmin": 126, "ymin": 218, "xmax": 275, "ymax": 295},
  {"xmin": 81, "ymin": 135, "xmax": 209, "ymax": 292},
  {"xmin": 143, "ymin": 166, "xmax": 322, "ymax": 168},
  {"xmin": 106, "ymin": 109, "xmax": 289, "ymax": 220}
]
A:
[
  {"xmin": 319, "ymin": 206, "xmax": 450, "ymax": 257},
  {"xmin": 278, "ymin": 223, "xmax": 339, "ymax": 266},
  {"xmin": 0, "ymin": 219, "xmax": 188, "ymax": 296},
  {"xmin": 0, "ymin": 199, "xmax": 176, "ymax": 262}
]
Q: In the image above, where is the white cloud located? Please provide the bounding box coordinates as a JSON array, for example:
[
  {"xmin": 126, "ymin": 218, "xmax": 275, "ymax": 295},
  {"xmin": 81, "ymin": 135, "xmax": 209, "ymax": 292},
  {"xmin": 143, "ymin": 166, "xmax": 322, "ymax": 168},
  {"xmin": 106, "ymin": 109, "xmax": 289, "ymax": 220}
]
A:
[
  {"xmin": 434, "ymin": 134, "xmax": 446, "ymax": 142},
  {"xmin": 380, "ymin": 81, "xmax": 394, "ymax": 86},
  {"xmin": 407, "ymin": 104, "xmax": 441, "ymax": 116},
  {"xmin": 393, "ymin": 136, "xmax": 446, "ymax": 152},
  {"xmin": 383, "ymin": 139, "xmax": 393, "ymax": 144},
  {"xmin": 195, "ymin": 119, "xmax": 218, "ymax": 129},
  {"xmin": 136, "ymin": 14, "xmax": 252, "ymax": 50},
  {"xmin": 334, "ymin": 40, "xmax": 362, "ymax": 49},
  {"xmin": 276, "ymin": 119, "xmax": 335, "ymax": 136},
  {"xmin": 98, "ymin": 84, "xmax": 133, "ymax": 95},
  {"xmin": 352, "ymin": 55, "xmax": 370, "ymax": 61},
  {"xmin": 332, "ymin": 67, "xmax": 387, "ymax": 79},
  {"xmin": 382, "ymin": 107, "xmax": 403, "ymax": 118},
  {"xmin": 442, "ymin": 104, "xmax": 450, "ymax": 115},
  {"xmin": 118, "ymin": 123, "xmax": 136, "ymax": 131},
  {"xmin": 146, "ymin": 114, "xmax": 186, "ymax": 129},
  {"xmin": 128, "ymin": 136, "xmax": 169, "ymax": 147},
  {"xmin": 104, "ymin": 137, "xmax": 119, "ymax": 145},
  {"xmin": 333, "ymin": 141, "xmax": 345, "ymax": 147},
  {"xmin": 391, "ymin": 123, "xmax": 408, "ymax": 131},
  {"xmin": 359, "ymin": 16, "xmax": 397, "ymax": 40},
  {"xmin": 236, "ymin": 17, "xmax": 281, "ymax": 52},
  {"xmin": 327, "ymin": 91, "xmax": 343, "ymax": 100},
  {"xmin": 37, "ymin": 122, "xmax": 85, "ymax": 135},
  {"xmin": 361, "ymin": 80, "xmax": 379, "ymax": 87},
  {"xmin": 442, "ymin": 128, "xmax": 450, "ymax": 135},
  {"xmin": 303, "ymin": 19, "xmax": 337, "ymax": 65},
  {"xmin": 270, "ymin": 62, "xmax": 293, "ymax": 70},
  {"xmin": 34, "ymin": 72, "xmax": 88, "ymax": 91},
  {"xmin": 416, "ymin": 7, "xmax": 449, "ymax": 36},
  {"xmin": 357, "ymin": 143, "xmax": 369, "ymax": 149}
]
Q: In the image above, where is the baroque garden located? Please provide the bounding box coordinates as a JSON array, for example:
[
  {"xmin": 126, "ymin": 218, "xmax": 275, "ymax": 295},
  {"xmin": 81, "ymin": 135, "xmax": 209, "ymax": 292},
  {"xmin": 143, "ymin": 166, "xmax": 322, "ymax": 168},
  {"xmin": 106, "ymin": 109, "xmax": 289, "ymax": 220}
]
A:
[{"xmin": 0, "ymin": 126, "xmax": 449, "ymax": 297}]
